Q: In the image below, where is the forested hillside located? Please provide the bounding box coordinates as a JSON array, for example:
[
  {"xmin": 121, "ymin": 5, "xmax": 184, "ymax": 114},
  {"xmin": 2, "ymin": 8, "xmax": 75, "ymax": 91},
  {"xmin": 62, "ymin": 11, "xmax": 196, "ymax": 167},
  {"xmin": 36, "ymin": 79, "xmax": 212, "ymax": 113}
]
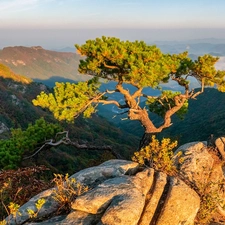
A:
[
  {"xmin": 0, "ymin": 65, "xmax": 139, "ymax": 174},
  {"xmin": 0, "ymin": 63, "xmax": 50, "ymax": 133}
]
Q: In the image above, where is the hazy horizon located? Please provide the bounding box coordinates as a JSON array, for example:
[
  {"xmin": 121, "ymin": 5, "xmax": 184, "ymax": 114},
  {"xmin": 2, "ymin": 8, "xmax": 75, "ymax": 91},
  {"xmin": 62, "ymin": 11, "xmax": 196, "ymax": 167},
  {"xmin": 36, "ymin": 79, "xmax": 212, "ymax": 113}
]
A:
[
  {"xmin": 1, "ymin": 0, "xmax": 225, "ymax": 49},
  {"xmin": 1, "ymin": 28, "xmax": 225, "ymax": 50}
]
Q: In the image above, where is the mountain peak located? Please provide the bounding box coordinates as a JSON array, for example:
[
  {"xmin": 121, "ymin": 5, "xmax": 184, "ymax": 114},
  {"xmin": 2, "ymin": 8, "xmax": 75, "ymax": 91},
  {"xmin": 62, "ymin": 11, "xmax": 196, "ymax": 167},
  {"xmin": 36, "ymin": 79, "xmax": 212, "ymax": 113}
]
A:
[{"xmin": 31, "ymin": 46, "xmax": 44, "ymax": 50}]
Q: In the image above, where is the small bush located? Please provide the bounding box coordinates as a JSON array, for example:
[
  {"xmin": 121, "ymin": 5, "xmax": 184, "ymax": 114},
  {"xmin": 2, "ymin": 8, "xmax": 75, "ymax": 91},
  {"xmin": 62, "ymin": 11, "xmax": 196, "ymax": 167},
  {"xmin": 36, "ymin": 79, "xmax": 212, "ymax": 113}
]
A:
[
  {"xmin": 195, "ymin": 179, "xmax": 225, "ymax": 225},
  {"xmin": 52, "ymin": 173, "xmax": 88, "ymax": 214},
  {"xmin": 27, "ymin": 198, "xmax": 46, "ymax": 219},
  {"xmin": 132, "ymin": 135, "xmax": 178, "ymax": 175}
]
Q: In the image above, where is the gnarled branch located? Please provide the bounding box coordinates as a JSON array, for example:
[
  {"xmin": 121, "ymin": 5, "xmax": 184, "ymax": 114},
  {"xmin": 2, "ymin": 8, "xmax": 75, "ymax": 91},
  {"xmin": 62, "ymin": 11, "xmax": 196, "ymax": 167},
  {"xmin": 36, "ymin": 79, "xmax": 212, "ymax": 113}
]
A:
[
  {"xmin": 132, "ymin": 88, "xmax": 143, "ymax": 99},
  {"xmin": 23, "ymin": 131, "xmax": 122, "ymax": 160},
  {"xmin": 103, "ymin": 62, "xmax": 119, "ymax": 70}
]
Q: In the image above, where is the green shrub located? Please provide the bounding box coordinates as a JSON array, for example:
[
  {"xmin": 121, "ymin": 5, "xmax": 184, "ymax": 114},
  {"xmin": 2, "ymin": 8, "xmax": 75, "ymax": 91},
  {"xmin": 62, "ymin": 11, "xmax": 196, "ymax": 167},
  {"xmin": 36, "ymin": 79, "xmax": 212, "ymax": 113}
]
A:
[
  {"xmin": 132, "ymin": 135, "xmax": 178, "ymax": 175},
  {"xmin": 0, "ymin": 118, "xmax": 62, "ymax": 169}
]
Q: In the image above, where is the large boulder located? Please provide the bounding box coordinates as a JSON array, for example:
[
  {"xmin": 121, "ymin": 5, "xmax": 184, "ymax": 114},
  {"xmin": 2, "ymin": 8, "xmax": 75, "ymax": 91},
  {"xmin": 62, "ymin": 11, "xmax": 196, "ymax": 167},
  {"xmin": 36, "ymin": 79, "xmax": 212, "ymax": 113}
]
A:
[
  {"xmin": 176, "ymin": 141, "xmax": 225, "ymax": 224},
  {"xmin": 4, "ymin": 188, "xmax": 59, "ymax": 225},
  {"xmin": 215, "ymin": 137, "xmax": 225, "ymax": 160},
  {"xmin": 156, "ymin": 177, "xmax": 199, "ymax": 225},
  {"xmin": 4, "ymin": 159, "xmax": 200, "ymax": 225},
  {"xmin": 175, "ymin": 142, "xmax": 214, "ymax": 191},
  {"xmin": 138, "ymin": 172, "xmax": 167, "ymax": 225},
  {"xmin": 72, "ymin": 168, "xmax": 154, "ymax": 225},
  {"xmin": 4, "ymin": 160, "xmax": 139, "ymax": 225}
]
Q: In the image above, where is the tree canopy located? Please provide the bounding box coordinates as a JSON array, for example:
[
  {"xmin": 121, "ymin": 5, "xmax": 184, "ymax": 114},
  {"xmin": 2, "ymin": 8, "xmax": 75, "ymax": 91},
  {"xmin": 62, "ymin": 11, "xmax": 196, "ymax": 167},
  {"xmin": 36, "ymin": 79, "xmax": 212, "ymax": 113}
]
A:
[
  {"xmin": 33, "ymin": 36, "xmax": 225, "ymax": 147},
  {"xmin": 33, "ymin": 79, "xmax": 101, "ymax": 122}
]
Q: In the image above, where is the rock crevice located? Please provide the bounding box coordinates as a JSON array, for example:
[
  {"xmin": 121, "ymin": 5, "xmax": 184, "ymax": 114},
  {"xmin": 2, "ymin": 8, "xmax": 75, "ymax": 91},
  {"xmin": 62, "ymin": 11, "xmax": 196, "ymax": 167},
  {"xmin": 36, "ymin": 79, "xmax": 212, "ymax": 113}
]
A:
[{"xmin": 4, "ymin": 159, "xmax": 201, "ymax": 225}]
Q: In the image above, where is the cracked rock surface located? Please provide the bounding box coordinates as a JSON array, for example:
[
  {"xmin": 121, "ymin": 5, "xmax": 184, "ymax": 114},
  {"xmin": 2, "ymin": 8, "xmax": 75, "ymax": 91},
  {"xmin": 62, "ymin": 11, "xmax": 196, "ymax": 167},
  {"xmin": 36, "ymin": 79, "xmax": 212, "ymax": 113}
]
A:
[{"xmin": 5, "ymin": 159, "xmax": 200, "ymax": 225}]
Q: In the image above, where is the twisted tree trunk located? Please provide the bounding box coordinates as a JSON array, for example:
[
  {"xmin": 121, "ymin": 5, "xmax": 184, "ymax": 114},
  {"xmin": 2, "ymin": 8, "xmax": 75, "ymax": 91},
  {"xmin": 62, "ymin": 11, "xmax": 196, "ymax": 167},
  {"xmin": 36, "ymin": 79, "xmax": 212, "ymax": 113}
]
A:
[{"xmin": 138, "ymin": 132, "xmax": 157, "ymax": 150}]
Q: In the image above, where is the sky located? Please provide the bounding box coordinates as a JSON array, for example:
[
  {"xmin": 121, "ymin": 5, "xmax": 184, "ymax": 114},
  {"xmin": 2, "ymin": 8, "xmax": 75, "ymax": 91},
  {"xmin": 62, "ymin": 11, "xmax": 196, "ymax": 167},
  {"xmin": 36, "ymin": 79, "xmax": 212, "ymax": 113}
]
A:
[{"xmin": 1, "ymin": 0, "xmax": 225, "ymax": 49}]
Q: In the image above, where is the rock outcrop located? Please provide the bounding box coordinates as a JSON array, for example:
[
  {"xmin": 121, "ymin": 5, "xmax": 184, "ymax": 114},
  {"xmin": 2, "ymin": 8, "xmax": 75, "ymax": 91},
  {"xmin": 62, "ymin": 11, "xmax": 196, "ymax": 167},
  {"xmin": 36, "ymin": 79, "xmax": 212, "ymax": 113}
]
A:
[
  {"xmin": 175, "ymin": 141, "xmax": 214, "ymax": 191},
  {"xmin": 176, "ymin": 141, "xmax": 225, "ymax": 224},
  {"xmin": 5, "ymin": 140, "xmax": 225, "ymax": 224},
  {"xmin": 4, "ymin": 159, "xmax": 200, "ymax": 225},
  {"xmin": 0, "ymin": 122, "xmax": 9, "ymax": 134}
]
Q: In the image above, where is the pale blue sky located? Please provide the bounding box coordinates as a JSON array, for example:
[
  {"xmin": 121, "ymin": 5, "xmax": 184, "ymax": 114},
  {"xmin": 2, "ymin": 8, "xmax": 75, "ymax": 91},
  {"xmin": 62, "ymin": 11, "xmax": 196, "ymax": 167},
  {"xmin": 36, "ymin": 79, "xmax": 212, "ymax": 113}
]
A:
[
  {"xmin": 1, "ymin": 0, "xmax": 224, "ymax": 29},
  {"xmin": 0, "ymin": 0, "xmax": 225, "ymax": 48}
]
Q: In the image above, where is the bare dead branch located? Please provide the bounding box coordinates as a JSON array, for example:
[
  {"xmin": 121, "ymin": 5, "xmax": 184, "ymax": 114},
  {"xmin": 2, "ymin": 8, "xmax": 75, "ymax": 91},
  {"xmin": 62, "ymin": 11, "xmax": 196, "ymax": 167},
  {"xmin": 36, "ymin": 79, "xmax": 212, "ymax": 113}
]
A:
[
  {"xmin": 23, "ymin": 131, "xmax": 123, "ymax": 160},
  {"xmin": 106, "ymin": 89, "xmax": 116, "ymax": 94}
]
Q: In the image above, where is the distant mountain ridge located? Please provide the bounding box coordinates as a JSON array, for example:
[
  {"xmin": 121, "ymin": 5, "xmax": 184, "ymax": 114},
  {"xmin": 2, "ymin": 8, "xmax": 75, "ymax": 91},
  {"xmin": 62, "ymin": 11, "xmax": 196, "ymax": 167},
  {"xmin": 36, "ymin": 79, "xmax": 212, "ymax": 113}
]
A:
[
  {"xmin": 51, "ymin": 46, "xmax": 76, "ymax": 53},
  {"xmin": 1, "ymin": 43, "xmax": 224, "ymax": 88},
  {"xmin": 149, "ymin": 40, "xmax": 225, "ymax": 57},
  {"xmin": 0, "ymin": 46, "xmax": 91, "ymax": 85}
]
